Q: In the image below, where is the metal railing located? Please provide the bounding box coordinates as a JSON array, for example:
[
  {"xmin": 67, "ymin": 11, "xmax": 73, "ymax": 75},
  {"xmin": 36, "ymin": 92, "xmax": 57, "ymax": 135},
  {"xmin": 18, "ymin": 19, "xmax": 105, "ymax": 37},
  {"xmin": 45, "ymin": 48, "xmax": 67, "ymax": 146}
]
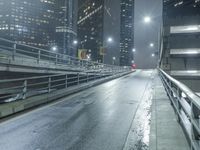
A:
[
  {"xmin": 0, "ymin": 71, "xmax": 127, "ymax": 104},
  {"xmin": 0, "ymin": 38, "xmax": 129, "ymax": 73},
  {"xmin": 159, "ymin": 69, "xmax": 200, "ymax": 150}
]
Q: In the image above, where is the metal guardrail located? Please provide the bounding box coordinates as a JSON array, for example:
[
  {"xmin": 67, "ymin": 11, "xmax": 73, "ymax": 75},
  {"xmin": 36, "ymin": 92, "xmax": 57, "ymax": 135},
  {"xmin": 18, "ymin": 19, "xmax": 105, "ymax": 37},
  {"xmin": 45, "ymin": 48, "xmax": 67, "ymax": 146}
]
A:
[
  {"xmin": 159, "ymin": 69, "xmax": 200, "ymax": 150},
  {"xmin": 0, "ymin": 72, "xmax": 117, "ymax": 103},
  {"xmin": 0, "ymin": 38, "xmax": 129, "ymax": 73}
]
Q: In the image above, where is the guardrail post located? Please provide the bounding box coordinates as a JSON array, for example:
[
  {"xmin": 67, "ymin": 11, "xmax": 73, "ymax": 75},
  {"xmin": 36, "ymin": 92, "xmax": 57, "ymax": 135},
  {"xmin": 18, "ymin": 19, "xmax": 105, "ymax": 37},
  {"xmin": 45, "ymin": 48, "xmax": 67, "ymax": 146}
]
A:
[
  {"xmin": 169, "ymin": 81, "xmax": 173, "ymax": 101},
  {"xmin": 78, "ymin": 60, "xmax": 81, "ymax": 67},
  {"xmin": 80, "ymin": 60, "xmax": 82, "ymax": 67},
  {"xmin": 12, "ymin": 43, "xmax": 16, "ymax": 61},
  {"xmin": 95, "ymin": 73, "xmax": 98, "ymax": 80},
  {"xmin": 65, "ymin": 74, "xmax": 68, "ymax": 88},
  {"xmin": 176, "ymin": 88, "xmax": 181, "ymax": 122},
  {"xmin": 55, "ymin": 54, "xmax": 58, "ymax": 65},
  {"xmin": 68, "ymin": 57, "xmax": 71, "ymax": 65},
  {"xmin": 81, "ymin": 60, "xmax": 84, "ymax": 68},
  {"xmin": 77, "ymin": 73, "xmax": 80, "ymax": 85},
  {"xmin": 22, "ymin": 80, "xmax": 27, "ymax": 99},
  {"xmin": 48, "ymin": 77, "xmax": 51, "ymax": 93},
  {"xmin": 87, "ymin": 73, "xmax": 89, "ymax": 83},
  {"xmin": 37, "ymin": 50, "xmax": 41, "ymax": 63},
  {"xmin": 191, "ymin": 103, "xmax": 200, "ymax": 142}
]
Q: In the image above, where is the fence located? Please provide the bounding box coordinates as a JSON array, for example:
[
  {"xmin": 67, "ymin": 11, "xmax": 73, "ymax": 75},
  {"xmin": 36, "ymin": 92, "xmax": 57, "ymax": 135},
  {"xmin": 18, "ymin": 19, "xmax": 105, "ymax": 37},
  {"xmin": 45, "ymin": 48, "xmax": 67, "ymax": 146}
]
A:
[
  {"xmin": 0, "ymin": 38, "xmax": 129, "ymax": 73},
  {"xmin": 159, "ymin": 69, "xmax": 200, "ymax": 150},
  {"xmin": 0, "ymin": 72, "xmax": 113, "ymax": 103}
]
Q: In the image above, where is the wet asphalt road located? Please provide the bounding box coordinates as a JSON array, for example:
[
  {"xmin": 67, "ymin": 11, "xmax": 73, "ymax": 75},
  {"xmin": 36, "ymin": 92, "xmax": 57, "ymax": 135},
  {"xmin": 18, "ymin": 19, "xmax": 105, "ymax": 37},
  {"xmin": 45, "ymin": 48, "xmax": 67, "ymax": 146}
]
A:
[{"xmin": 0, "ymin": 70, "xmax": 154, "ymax": 150}]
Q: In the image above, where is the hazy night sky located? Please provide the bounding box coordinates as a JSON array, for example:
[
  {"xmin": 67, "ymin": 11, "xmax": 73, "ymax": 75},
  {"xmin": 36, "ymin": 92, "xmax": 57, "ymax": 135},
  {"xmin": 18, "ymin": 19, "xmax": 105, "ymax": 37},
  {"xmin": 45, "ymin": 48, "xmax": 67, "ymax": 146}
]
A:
[{"xmin": 134, "ymin": 0, "xmax": 162, "ymax": 69}]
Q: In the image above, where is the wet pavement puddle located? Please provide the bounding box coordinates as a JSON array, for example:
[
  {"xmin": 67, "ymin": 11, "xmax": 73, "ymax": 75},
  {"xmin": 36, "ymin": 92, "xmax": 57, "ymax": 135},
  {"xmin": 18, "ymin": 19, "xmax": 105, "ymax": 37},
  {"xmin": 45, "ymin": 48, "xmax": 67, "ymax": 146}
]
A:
[{"xmin": 123, "ymin": 75, "xmax": 153, "ymax": 150}]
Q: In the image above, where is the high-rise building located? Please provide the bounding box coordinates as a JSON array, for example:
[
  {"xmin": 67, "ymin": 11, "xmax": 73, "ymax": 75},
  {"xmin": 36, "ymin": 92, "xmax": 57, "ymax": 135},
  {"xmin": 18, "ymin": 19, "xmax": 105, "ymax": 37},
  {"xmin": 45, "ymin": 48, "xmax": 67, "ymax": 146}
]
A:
[
  {"xmin": 161, "ymin": 0, "xmax": 200, "ymax": 90},
  {"xmin": 77, "ymin": 0, "xmax": 120, "ymax": 64},
  {"xmin": 77, "ymin": 0, "xmax": 104, "ymax": 62},
  {"xmin": 0, "ymin": 0, "xmax": 57, "ymax": 48},
  {"xmin": 120, "ymin": 0, "xmax": 134, "ymax": 66},
  {"xmin": 55, "ymin": 0, "xmax": 77, "ymax": 56},
  {"xmin": 0, "ymin": 0, "xmax": 77, "ymax": 55}
]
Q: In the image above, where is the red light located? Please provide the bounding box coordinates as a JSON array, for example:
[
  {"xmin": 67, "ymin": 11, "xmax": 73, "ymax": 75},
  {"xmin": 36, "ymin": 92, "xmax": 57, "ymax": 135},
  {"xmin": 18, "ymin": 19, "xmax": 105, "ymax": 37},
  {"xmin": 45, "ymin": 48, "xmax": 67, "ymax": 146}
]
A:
[{"xmin": 131, "ymin": 64, "xmax": 136, "ymax": 69}]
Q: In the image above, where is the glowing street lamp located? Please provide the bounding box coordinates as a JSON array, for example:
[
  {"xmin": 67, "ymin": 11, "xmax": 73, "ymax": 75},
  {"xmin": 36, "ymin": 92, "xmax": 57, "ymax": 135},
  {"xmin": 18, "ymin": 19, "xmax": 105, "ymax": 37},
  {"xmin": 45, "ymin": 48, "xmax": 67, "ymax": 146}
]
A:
[
  {"xmin": 150, "ymin": 43, "xmax": 154, "ymax": 47},
  {"xmin": 144, "ymin": 16, "xmax": 151, "ymax": 23},
  {"xmin": 51, "ymin": 46, "xmax": 58, "ymax": 52},
  {"xmin": 73, "ymin": 40, "xmax": 78, "ymax": 45},
  {"xmin": 112, "ymin": 56, "xmax": 116, "ymax": 65},
  {"xmin": 107, "ymin": 37, "xmax": 113, "ymax": 43},
  {"xmin": 102, "ymin": 37, "xmax": 114, "ymax": 63}
]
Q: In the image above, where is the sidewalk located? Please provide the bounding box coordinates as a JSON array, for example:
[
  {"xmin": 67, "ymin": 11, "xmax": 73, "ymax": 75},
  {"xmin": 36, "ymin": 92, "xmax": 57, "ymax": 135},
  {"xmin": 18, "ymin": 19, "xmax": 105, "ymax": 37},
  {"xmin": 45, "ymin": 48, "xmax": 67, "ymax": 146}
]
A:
[{"xmin": 149, "ymin": 75, "xmax": 190, "ymax": 150}]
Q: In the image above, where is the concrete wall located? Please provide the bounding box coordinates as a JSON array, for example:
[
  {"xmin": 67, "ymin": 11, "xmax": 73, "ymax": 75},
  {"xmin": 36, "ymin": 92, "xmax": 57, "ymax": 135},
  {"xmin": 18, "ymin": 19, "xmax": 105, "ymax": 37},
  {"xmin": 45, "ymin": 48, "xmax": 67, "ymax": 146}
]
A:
[
  {"xmin": 176, "ymin": 78, "xmax": 200, "ymax": 93},
  {"xmin": 161, "ymin": 15, "xmax": 200, "ymax": 72},
  {"xmin": 0, "ymin": 71, "xmax": 132, "ymax": 118}
]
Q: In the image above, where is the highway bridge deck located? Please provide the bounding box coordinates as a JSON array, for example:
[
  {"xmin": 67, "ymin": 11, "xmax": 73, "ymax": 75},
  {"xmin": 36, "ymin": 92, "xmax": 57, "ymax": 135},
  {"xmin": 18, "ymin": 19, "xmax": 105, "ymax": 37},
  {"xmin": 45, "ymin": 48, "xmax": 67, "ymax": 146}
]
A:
[{"xmin": 0, "ymin": 70, "xmax": 189, "ymax": 150}]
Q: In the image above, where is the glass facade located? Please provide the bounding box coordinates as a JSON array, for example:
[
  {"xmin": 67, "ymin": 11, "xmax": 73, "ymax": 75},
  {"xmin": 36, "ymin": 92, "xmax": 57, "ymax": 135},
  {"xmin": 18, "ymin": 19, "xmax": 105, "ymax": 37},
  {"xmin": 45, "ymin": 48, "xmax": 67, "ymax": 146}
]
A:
[
  {"xmin": 77, "ymin": 0, "xmax": 104, "ymax": 62},
  {"xmin": 0, "ymin": 0, "xmax": 76, "ymax": 55},
  {"xmin": 120, "ymin": 0, "xmax": 134, "ymax": 66},
  {"xmin": 55, "ymin": 0, "xmax": 77, "ymax": 56}
]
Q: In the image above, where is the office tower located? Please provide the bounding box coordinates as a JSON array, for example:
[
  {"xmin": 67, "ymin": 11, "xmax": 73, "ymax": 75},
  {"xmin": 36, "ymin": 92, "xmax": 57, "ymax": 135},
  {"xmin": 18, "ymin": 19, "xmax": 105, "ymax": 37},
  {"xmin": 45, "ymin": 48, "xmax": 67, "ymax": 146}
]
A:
[
  {"xmin": 0, "ymin": 0, "xmax": 77, "ymax": 55},
  {"xmin": 55, "ymin": 0, "xmax": 77, "ymax": 56},
  {"xmin": 77, "ymin": 0, "xmax": 120, "ymax": 64},
  {"xmin": 120, "ymin": 0, "xmax": 134, "ymax": 66},
  {"xmin": 0, "ymin": 0, "xmax": 57, "ymax": 48},
  {"xmin": 77, "ymin": 0, "xmax": 104, "ymax": 62}
]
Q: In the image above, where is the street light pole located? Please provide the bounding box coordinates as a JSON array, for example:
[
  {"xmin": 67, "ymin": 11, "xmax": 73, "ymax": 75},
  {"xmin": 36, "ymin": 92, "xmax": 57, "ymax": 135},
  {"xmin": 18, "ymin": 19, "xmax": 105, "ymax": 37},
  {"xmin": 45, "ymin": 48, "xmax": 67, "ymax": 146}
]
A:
[
  {"xmin": 112, "ymin": 57, "xmax": 116, "ymax": 65},
  {"xmin": 103, "ymin": 37, "xmax": 113, "ymax": 64},
  {"xmin": 132, "ymin": 48, "xmax": 136, "ymax": 64},
  {"xmin": 143, "ymin": 16, "xmax": 161, "ymax": 59}
]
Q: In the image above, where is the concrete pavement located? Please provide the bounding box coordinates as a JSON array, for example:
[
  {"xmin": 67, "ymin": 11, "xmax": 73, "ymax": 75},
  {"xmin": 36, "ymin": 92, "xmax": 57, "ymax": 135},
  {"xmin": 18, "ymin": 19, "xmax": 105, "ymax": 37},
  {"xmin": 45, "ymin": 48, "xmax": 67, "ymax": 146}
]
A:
[
  {"xmin": 149, "ymin": 74, "xmax": 189, "ymax": 150},
  {"xmin": 0, "ymin": 70, "xmax": 190, "ymax": 150}
]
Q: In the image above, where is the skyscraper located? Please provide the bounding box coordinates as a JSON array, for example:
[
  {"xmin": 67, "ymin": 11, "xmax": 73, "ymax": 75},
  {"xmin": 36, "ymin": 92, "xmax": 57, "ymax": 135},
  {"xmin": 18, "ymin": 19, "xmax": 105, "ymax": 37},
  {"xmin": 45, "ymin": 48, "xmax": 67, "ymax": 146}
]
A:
[
  {"xmin": 120, "ymin": 0, "xmax": 134, "ymax": 66},
  {"xmin": 77, "ymin": 0, "xmax": 104, "ymax": 62},
  {"xmin": 0, "ymin": 0, "xmax": 77, "ymax": 55},
  {"xmin": 77, "ymin": 0, "xmax": 120, "ymax": 64},
  {"xmin": 55, "ymin": 0, "xmax": 77, "ymax": 56},
  {"xmin": 0, "ymin": 0, "xmax": 57, "ymax": 48}
]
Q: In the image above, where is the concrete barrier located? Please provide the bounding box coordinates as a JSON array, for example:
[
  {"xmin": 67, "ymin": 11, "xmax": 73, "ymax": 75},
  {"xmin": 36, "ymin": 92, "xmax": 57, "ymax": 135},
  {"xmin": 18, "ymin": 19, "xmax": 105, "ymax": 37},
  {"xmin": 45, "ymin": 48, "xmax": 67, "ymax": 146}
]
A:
[{"xmin": 0, "ymin": 71, "xmax": 134, "ymax": 118}]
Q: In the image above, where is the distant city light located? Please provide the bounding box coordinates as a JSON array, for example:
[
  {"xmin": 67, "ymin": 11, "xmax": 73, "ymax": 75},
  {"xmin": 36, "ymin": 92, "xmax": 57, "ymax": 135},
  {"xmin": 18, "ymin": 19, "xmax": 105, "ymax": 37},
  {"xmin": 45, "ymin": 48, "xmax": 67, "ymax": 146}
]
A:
[
  {"xmin": 144, "ymin": 16, "xmax": 151, "ymax": 23},
  {"xmin": 108, "ymin": 37, "xmax": 113, "ymax": 43},
  {"xmin": 73, "ymin": 40, "xmax": 78, "ymax": 45},
  {"xmin": 112, "ymin": 56, "xmax": 116, "ymax": 60},
  {"xmin": 132, "ymin": 48, "xmax": 136, "ymax": 52},
  {"xmin": 151, "ymin": 53, "xmax": 155, "ymax": 57},
  {"xmin": 86, "ymin": 54, "xmax": 91, "ymax": 60},
  {"xmin": 51, "ymin": 46, "xmax": 58, "ymax": 52},
  {"xmin": 150, "ymin": 43, "xmax": 154, "ymax": 47}
]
